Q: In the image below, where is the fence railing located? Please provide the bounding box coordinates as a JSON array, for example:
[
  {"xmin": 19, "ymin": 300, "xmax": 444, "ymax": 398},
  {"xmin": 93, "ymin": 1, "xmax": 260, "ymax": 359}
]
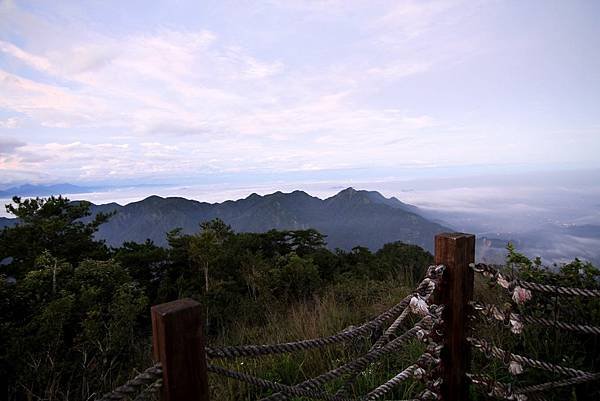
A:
[
  {"xmin": 467, "ymin": 261, "xmax": 600, "ymax": 400},
  {"xmin": 98, "ymin": 233, "xmax": 600, "ymax": 401}
]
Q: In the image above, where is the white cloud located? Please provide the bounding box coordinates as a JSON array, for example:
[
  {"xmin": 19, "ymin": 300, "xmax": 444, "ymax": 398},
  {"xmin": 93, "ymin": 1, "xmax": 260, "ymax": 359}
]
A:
[
  {"xmin": 0, "ymin": 137, "xmax": 24, "ymax": 154},
  {"xmin": 0, "ymin": 16, "xmax": 442, "ymax": 175},
  {"xmin": 0, "ymin": 117, "xmax": 19, "ymax": 128},
  {"xmin": 0, "ymin": 68, "xmax": 111, "ymax": 127},
  {"xmin": 374, "ymin": 0, "xmax": 464, "ymax": 39},
  {"xmin": 368, "ymin": 62, "xmax": 431, "ymax": 79},
  {"xmin": 0, "ymin": 0, "xmax": 595, "ymax": 184},
  {"xmin": 0, "ymin": 40, "xmax": 52, "ymax": 72}
]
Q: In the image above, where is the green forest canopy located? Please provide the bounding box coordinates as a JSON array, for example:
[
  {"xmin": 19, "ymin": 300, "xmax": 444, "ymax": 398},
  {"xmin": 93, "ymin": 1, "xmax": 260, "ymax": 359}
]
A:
[{"xmin": 1, "ymin": 196, "xmax": 598, "ymax": 401}]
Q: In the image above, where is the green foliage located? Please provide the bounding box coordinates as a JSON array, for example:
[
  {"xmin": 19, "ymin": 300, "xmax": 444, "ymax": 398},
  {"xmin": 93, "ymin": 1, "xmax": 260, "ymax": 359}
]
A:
[
  {"xmin": 2, "ymin": 258, "xmax": 148, "ymax": 400},
  {"xmin": 269, "ymin": 253, "xmax": 321, "ymax": 301},
  {"xmin": 7, "ymin": 195, "xmax": 598, "ymax": 400},
  {"xmin": 0, "ymin": 196, "xmax": 112, "ymax": 278},
  {"xmin": 470, "ymin": 243, "xmax": 600, "ymax": 400},
  {"xmin": 0, "ymin": 196, "xmax": 436, "ymax": 400},
  {"xmin": 375, "ymin": 242, "xmax": 434, "ymax": 286},
  {"xmin": 113, "ymin": 239, "xmax": 169, "ymax": 302}
]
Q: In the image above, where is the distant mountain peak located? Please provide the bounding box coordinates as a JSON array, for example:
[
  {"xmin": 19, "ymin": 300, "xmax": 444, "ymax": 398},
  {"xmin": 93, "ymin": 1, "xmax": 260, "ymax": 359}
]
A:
[
  {"xmin": 330, "ymin": 187, "xmax": 357, "ymax": 198},
  {"xmin": 323, "ymin": 187, "xmax": 421, "ymax": 214},
  {"xmin": 329, "ymin": 187, "xmax": 377, "ymax": 202},
  {"xmin": 1, "ymin": 188, "xmax": 448, "ymax": 252}
]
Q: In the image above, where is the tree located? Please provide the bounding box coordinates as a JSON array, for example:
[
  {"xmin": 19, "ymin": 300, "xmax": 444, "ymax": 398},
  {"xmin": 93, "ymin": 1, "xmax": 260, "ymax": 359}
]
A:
[
  {"xmin": 269, "ymin": 253, "xmax": 321, "ymax": 301},
  {"xmin": 375, "ymin": 242, "xmax": 433, "ymax": 285},
  {"xmin": 4, "ymin": 257, "xmax": 148, "ymax": 401},
  {"xmin": 114, "ymin": 240, "xmax": 169, "ymax": 301},
  {"xmin": 189, "ymin": 219, "xmax": 233, "ymax": 295},
  {"xmin": 288, "ymin": 229, "xmax": 327, "ymax": 255},
  {"xmin": 188, "ymin": 219, "xmax": 233, "ymax": 327},
  {"xmin": 0, "ymin": 196, "xmax": 112, "ymax": 277}
]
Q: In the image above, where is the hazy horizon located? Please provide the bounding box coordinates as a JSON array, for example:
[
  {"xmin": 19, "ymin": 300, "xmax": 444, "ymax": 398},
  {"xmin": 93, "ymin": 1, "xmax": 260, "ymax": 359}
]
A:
[{"xmin": 3, "ymin": 167, "xmax": 599, "ymax": 230}]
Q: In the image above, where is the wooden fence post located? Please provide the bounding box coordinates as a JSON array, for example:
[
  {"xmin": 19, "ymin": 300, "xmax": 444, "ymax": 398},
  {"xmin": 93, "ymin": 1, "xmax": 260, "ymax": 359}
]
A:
[
  {"xmin": 151, "ymin": 298, "xmax": 210, "ymax": 401},
  {"xmin": 434, "ymin": 233, "xmax": 475, "ymax": 401}
]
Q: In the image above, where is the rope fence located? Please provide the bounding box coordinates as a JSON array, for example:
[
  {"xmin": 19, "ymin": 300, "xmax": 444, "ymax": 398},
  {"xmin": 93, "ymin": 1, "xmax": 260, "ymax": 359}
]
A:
[
  {"xmin": 97, "ymin": 234, "xmax": 600, "ymax": 401},
  {"xmin": 467, "ymin": 374, "xmax": 547, "ymax": 401},
  {"xmin": 467, "ymin": 336, "xmax": 590, "ymax": 378},
  {"xmin": 98, "ymin": 265, "xmax": 445, "ymax": 401},
  {"xmin": 514, "ymin": 372, "xmax": 600, "ymax": 393},
  {"xmin": 98, "ymin": 364, "xmax": 162, "ymax": 401},
  {"xmin": 470, "ymin": 300, "xmax": 600, "ymax": 335},
  {"xmin": 470, "ymin": 263, "xmax": 600, "ymax": 299},
  {"xmin": 206, "ymin": 271, "xmax": 440, "ymax": 360},
  {"xmin": 468, "ymin": 261, "xmax": 600, "ymax": 400},
  {"xmin": 257, "ymin": 265, "xmax": 445, "ymax": 401}
]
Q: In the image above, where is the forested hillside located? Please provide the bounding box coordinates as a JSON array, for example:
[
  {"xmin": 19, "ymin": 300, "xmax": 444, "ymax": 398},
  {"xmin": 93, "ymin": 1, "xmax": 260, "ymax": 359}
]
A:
[
  {"xmin": 0, "ymin": 196, "xmax": 434, "ymax": 400},
  {"xmin": 1, "ymin": 196, "xmax": 599, "ymax": 401}
]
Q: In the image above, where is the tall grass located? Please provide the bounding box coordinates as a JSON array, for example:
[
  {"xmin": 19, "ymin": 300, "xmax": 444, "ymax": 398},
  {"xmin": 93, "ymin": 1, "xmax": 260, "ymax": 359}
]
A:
[{"xmin": 207, "ymin": 276, "xmax": 426, "ymax": 400}]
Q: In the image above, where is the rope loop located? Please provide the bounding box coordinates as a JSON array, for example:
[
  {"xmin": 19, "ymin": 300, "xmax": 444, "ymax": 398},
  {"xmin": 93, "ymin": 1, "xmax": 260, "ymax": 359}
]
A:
[
  {"xmin": 471, "ymin": 300, "xmax": 600, "ymax": 335},
  {"xmin": 469, "ymin": 337, "xmax": 590, "ymax": 377},
  {"xmin": 470, "ymin": 263, "xmax": 600, "ymax": 298}
]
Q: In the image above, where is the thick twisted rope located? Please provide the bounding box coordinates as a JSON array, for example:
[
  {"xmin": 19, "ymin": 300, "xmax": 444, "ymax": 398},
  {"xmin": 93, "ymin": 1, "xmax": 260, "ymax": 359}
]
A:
[
  {"xmin": 363, "ymin": 352, "xmax": 440, "ymax": 401},
  {"xmin": 467, "ymin": 374, "xmax": 525, "ymax": 401},
  {"xmin": 97, "ymin": 364, "xmax": 162, "ymax": 401},
  {"xmin": 517, "ymin": 280, "xmax": 600, "ymax": 298},
  {"xmin": 100, "ymin": 267, "xmax": 443, "ymax": 401},
  {"xmin": 335, "ymin": 266, "xmax": 444, "ymax": 398},
  {"xmin": 467, "ymin": 374, "xmax": 548, "ymax": 401},
  {"xmin": 336, "ymin": 315, "xmax": 443, "ymax": 400},
  {"xmin": 211, "ymin": 353, "xmax": 439, "ymax": 401},
  {"xmin": 259, "ymin": 317, "xmax": 435, "ymax": 401},
  {"xmin": 132, "ymin": 379, "xmax": 162, "ymax": 401},
  {"xmin": 471, "ymin": 263, "xmax": 600, "ymax": 298},
  {"xmin": 208, "ymin": 364, "xmax": 356, "ymax": 401},
  {"xmin": 372, "ymin": 276, "xmax": 437, "ymax": 349},
  {"xmin": 206, "ymin": 292, "xmax": 411, "ymax": 359},
  {"xmin": 471, "ymin": 301, "xmax": 600, "ymax": 335},
  {"xmin": 371, "ymin": 299, "xmax": 417, "ymax": 350},
  {"xmin": 334, "ymin": 299, "xmax": 418, "ymax": 398},
  {"xmin": 208, "ymin": 267, "xmax": 444, "ymax": 360},
  {"xmin": 515, "ymin": 372, "xmax": 600, "ymax": 393},
  {"xmin": 355, "ymin": 267, "xmax": 444, "ymax": 400},
  {"xmin": 468, "ymin": 337, "xmax": 589, "ymax": 377}
]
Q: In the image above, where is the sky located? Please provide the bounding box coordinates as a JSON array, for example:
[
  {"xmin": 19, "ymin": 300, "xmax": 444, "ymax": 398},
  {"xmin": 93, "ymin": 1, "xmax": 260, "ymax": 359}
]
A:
[{"xmin": 1, "ymin": 0, "xmax": 600, "ymax": 189}]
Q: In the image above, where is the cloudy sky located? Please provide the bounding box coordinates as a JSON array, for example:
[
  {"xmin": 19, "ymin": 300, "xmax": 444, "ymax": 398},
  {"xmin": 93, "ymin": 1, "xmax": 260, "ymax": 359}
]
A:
[{"xmin": 1, "ymin": 0, "xmax": 599, "ymax": 188}]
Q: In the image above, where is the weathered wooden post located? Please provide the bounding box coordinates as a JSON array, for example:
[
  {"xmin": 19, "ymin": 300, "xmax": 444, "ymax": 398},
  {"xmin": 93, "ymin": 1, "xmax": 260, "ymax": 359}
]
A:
[
  {"xmin": 434, "ymin": 233, "xmax": 475, "ymax": 401},
  {"xmin": 151, "ymin": 298, "xmax": 210, "ymax": 401}
]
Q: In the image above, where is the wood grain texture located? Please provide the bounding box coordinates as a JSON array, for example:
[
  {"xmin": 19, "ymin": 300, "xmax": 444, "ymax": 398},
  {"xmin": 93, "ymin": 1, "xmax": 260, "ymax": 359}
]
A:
[
  {"xmin": 151, "ymin": 298, "xmax": 209, "ymax": 401},
  {"xmin": 435, "ymin": 233, "xmax": 475, "ymax": 401}
]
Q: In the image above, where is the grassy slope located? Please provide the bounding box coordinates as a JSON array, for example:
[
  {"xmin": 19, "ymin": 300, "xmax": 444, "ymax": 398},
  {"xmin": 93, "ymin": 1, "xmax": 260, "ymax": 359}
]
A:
[{"xmin": 207, "ymin": 277, "xmax": 426, "ymax": 400}]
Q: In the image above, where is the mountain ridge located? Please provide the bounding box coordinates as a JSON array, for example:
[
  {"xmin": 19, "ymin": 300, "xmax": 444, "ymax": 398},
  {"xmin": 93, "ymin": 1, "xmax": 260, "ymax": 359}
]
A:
[
  {"xmin": 87, "ymin": 187, "xmax": 449, "ymax": 251},
  {"xmin": 0, "ymin": 188, "xmax": 451, "ymax": 252}
]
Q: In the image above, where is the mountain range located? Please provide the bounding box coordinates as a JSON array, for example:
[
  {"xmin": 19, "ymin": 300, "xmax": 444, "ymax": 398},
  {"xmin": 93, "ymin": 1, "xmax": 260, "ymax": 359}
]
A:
[
  {"xmin": 92, "ymin": 188, "xmax": 450, "ymax": 251},
  {"xmin": 0, "ymin": 188, "xmax": 450, "ymax": 252}
]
